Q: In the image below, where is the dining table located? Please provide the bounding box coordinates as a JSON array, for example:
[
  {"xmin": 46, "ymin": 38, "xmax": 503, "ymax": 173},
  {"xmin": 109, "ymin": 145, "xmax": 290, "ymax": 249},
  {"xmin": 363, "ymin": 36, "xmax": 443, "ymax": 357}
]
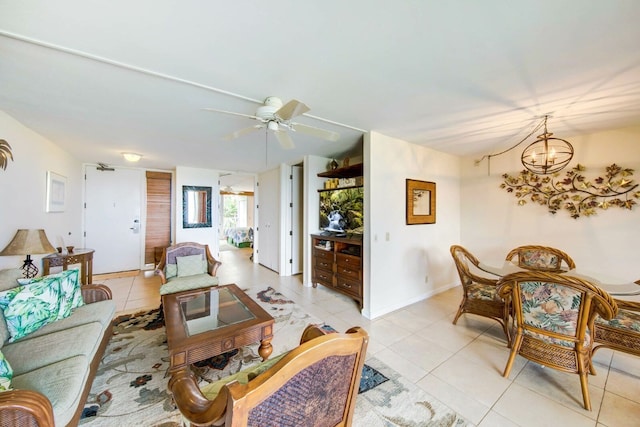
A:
[{"xmin": 476, "ymin": 261, "xmax": 640, "ymax": 297}]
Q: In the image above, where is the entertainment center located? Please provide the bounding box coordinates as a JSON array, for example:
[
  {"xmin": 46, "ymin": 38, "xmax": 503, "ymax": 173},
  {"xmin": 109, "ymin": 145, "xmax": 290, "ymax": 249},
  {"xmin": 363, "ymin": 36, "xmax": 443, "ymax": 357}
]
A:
[{"xmin": 312, "ymin": 163, "xmax": 364, "ymax": 310}]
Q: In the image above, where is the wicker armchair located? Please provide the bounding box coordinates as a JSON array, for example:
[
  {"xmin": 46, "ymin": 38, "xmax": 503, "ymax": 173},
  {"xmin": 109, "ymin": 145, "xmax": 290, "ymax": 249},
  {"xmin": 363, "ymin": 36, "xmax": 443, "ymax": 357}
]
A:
[
  {"xmin": 450, "ymin": 245, "xmax": 510, "ymax": 344},
  {"xmin": 497, "ymin": 271, "xmax": 618, "ymax": 411},
  {"xmin": 155, "ymin": 242, "xmax": 222, "ymax": 295},
  {"xmin": 505, "ymin": 245, "xmax": 576, "ymax": 272},
  {"xmin": 168, "ymin": 325, "xmax": 368, "ymax": 427},
  {"xmin": 593, "ymin": 281, "xmax": 640, "ymax": 363}
]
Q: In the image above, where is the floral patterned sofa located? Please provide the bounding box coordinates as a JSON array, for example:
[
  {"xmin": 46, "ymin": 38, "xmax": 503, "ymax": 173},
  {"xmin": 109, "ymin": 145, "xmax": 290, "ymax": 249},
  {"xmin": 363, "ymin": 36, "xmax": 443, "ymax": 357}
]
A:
[{"xmin": 0, "ymin": 268, "xmax": 115, "ymax": 426}]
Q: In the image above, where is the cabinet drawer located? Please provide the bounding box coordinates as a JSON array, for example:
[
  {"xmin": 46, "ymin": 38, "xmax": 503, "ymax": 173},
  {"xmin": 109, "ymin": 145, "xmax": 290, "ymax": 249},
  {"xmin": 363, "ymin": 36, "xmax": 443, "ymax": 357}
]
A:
[
  {"xmin": 313, "ymin": 270, "xmax": 333, "ymax": 287},
  {"xmin": 336, "ymin": 277, "xmax": 362, "ymax": 298},
  {"xmin": 313, "ymin": 257, "xmax": 333, "ymax": 273},
  {"xmin": 336, "ymin": 253, "xmax": 361, "ymax": 268},
  {"xmin": 336, "ymin": 264, "xmax": 360, "ymax": 280},
  {"xmin": 313, "ymin": 248, "xmax": 333, "ymax": 261}
]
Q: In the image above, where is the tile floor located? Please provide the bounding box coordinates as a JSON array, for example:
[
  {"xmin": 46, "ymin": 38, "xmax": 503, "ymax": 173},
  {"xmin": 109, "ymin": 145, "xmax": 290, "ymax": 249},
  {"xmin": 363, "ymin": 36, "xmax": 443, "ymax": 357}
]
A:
[{"xmin": 95, "ymin": 247, "xmax": 640, "ymax": 427}]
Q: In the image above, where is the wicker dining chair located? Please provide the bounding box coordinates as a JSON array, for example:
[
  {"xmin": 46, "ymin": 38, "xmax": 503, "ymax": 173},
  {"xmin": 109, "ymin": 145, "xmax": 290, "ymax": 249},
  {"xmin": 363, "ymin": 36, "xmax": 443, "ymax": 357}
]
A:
[
  {"xmin": 505, "ymin": 245, "xmax": 576, "ymax": 272},
  {"xmin": 496, "ymin": 271, "xmax": 618, "ymax": 411},
  {"xmin": 450, "ymin": 245, "xmax": 510, "ymax": 344},
  {"xmin": 592, "ymin": 280, "xmax": 640, "ymax": 364}
]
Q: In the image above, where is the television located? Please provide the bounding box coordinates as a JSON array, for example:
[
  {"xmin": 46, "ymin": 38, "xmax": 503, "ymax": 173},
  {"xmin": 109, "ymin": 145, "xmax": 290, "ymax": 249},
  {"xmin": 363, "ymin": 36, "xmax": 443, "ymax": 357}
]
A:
[{"xmin": 319, "ymin": 187, "xmax": 364, "ymax": 234}]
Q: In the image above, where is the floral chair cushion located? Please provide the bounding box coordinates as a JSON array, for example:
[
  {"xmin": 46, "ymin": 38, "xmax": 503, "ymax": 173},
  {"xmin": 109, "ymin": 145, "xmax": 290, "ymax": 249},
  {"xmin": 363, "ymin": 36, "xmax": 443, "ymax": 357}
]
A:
[
  {"xmin": 596, "ymin": 308, "xmax": 640, "ymax": 332},
  {"xmin": 520, "ymin": 281, "xmax": 587, "ymax": 348},
  {"xmin": 520, "ymin": 250, "xmax": 559, "ymax": 270},
  {"xmin": 467, "ymin": 283, "xmax": 501, "ymax": 302}
]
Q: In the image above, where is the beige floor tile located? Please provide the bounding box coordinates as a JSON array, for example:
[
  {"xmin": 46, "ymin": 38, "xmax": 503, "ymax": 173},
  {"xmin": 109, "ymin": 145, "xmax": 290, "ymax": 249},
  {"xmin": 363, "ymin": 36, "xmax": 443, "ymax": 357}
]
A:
[
  {"xmin": 417, "ymin": 373, "xmax": 489, "ymax": 425},
  {"xmin": 477, "ymin": 410, "xmax": 520, "ymax": 427},
  {"xmin": 514, "ymin": 361, "xmax": 603, "ymax": 418},
  {"xmin": 368, "ymin": 317, "xmax": 413, "ymax": 347},
  {"xmin": 420, "ymin": 316, "xmax": 489, "ymax": 353},
  {"xmin": 389, "ymin": 332, "xmax": 453, "ymax": 373},
  {"xmin": 598, "ymin": 391, "xmax": 640, "ymax": 427},
  {"xmin": 431, "ymin": 352, "xmax": 513, "ymax": 407},
  {"xmin": 604, "ymin": 352, "xmax": 640, "ymax": 403},
  {"xmin": 382, "ymin": 306, "xmax": 438, "ymax": 332},
  {"xmin": 373, "ymin": 347, "xmax": 428, "ymax": 383},
  {"xmin": 456, "ymin": 332, "xmax": 526, "ymax": 377},
  {"xmin": 493, "ymin": 383, "xmax": 596, "ymax": 427}
]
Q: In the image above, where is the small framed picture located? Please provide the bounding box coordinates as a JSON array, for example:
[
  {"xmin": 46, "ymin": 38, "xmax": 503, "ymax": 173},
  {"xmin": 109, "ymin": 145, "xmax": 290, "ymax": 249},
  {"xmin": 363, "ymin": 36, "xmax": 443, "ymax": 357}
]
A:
[
  {"xmin": 406, "ymin": 179, "xmax": 436, "ymax": 225},
  {"xmin": 46, "ymin": 171, "xmax": 66, "ymax": 212}
]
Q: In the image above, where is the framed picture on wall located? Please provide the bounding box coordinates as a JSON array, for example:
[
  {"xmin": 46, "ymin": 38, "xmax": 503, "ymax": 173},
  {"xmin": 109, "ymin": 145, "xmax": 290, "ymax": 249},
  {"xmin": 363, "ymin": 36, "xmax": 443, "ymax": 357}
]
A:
[
  {"xmin": 46, "ymin": 171, "xmax": 66, "ymax": 212},
  {"xmin": 406, "ymin": 179, "xmax": 436, "ymax": 224}
]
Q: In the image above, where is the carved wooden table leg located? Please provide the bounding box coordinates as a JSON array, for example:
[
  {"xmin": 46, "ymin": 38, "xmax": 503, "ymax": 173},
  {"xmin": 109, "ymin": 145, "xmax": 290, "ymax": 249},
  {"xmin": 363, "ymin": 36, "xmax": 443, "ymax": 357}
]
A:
[{"xmin": 258, "ymin": 338, "xmax": 273, "ymax": 361}]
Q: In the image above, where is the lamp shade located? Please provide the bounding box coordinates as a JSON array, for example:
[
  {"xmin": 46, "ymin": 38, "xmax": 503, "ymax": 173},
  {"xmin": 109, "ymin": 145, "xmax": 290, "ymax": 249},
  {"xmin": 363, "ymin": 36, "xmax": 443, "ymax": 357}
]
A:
[{"xmin": 0, "ymin": 229, "xmax": 56, "ymax": 256}]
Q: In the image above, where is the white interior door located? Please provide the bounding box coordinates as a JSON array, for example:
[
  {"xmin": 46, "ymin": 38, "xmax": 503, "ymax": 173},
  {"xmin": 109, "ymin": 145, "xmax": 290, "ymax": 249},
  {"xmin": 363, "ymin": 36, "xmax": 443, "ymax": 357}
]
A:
[
  {"xmin": 84, "ymin": 165, "xmax": 143, "ymax": 274},
  {"xmin": 257, "ymin": 168, "xmax": 279, "ymax": 273},
  {"xmin": 291, "ymin": 165, "xmax": 303, "ymax": 274}
]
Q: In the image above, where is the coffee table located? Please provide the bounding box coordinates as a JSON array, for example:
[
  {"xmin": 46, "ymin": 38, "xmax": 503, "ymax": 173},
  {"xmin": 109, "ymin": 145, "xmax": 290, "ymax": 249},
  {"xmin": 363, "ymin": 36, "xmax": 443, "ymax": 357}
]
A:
[{"xmin": 163, "ymin": 284, "xmax": 274, "ymax": 380}]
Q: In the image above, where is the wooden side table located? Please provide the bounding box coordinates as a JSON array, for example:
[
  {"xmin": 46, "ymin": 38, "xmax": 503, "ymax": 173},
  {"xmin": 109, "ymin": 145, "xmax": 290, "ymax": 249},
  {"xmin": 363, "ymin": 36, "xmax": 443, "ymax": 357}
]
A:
[{"xmin": 42, "ymin": 248, "xmax": 95, "ymax": 285}]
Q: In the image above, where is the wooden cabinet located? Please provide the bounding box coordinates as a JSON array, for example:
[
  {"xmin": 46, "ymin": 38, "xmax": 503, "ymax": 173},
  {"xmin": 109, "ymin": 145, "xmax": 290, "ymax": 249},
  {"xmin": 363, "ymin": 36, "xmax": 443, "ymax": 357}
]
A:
[{"xmin": 311, "ymin": 234, "xmax": 363, "ymax": 310}]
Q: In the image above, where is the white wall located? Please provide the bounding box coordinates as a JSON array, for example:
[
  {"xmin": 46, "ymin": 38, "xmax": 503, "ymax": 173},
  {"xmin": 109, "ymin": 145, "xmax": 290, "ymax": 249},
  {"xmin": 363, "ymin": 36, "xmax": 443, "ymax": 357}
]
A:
[
  {"xmin": 365, "ymin": 131, "xmax": 462, "ymax": 318},
  {"xmin": 0, "ymin": 111, "xmax": 83, "ymax": 271},
  {"xmin": 302, "ymin": 155, "xmax": 331, "ymax": 286},
  {"xmin": 461, "ymin": 125, "xmax": 640, "ymax": 283},
  {"xmin": 174, "ymin": 166, "xmax": 220, "ymax": 257}
]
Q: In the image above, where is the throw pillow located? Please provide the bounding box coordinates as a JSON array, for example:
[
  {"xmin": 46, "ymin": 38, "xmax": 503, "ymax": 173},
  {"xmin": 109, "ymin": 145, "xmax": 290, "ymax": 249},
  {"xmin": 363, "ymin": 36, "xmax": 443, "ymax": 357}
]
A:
[
  {"xmin": 165, "ymin": 263, "xmax": 178, "ymax": 279},
  {"xmin": 0, "ymin": 350, "xmax": 12, "ymax": 391},
  {"xmin": 19, "ymin": 270, "xmax": 84, "ymax": 320},
  {"xmin": 176, "ymin": 254, "xmax": 206, "ymax": 277},
  {"xmin": 0, "ymin": 280, "xmax": 62, "ymax": 342}
]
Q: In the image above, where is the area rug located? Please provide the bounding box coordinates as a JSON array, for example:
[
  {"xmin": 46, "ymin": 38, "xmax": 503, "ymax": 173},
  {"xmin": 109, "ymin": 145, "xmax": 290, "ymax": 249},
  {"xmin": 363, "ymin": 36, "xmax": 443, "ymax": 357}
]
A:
[{"xmin": 80, "ymin": 287, "xmax": 468, "ymax": 427}]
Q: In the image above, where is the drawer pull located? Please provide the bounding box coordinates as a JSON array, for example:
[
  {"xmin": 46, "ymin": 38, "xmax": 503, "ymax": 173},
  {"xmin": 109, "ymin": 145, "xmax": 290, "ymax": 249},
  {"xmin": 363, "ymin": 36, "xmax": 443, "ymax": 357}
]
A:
[
  {"xmin": 342, "ymin": 269, "xmax": 352, "ymax": 274},
  {"xmin": 340, "ymin": 282, "xmax": 352, "ymax": 288}
]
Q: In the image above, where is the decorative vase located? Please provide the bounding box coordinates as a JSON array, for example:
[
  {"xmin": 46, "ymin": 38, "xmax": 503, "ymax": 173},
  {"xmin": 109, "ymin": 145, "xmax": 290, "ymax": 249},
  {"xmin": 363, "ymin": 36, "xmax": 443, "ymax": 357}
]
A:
[{"xmin": 330, "ymin": 159, "xmax": 339, "ymax": 170}]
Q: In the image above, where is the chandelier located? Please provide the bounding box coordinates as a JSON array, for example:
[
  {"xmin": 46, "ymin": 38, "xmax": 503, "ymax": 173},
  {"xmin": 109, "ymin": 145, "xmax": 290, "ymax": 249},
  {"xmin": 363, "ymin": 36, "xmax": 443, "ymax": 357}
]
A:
[{"xmin": 520, "ymin": 116, "xmax": 573, "ymax": 174}]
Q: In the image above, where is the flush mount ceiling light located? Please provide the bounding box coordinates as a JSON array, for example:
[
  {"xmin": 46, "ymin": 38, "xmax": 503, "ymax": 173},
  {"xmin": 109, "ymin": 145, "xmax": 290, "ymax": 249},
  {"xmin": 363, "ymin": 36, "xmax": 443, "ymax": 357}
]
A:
[
  {"xmin": 122, "ymin": 152, "xmax": 142, "ymax": 162},
  {"xmin": 521, "ymin": 116, "xmax": 573, "ymax": 175}
]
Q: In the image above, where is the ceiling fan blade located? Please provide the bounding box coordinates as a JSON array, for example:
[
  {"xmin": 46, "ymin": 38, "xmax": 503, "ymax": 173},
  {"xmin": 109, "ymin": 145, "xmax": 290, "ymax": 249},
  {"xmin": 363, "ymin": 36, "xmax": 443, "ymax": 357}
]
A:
[
  {"xmin": 222, "ymin": 124, "xmax": 263, "ymax": 141},
  {"xmin": 203, "ymin": 108, "xmax": 261, "ymax": 121},
  {"xmin": 275, "ymin": 100, "xmax": 310, "ymax": 121},
  {"xmin": 291, "ymin": 123, "xmax": 339, "ymax": 142},
  {"xmin": 274, "ymin": 130, "xmax": 295, "ymax": 150}
]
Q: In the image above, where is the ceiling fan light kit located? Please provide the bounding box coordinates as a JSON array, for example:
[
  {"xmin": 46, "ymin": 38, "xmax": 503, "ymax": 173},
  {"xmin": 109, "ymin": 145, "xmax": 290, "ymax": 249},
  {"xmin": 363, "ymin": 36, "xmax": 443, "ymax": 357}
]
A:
[{"xmin": 204, "ymin": 96, "xmax": 339, "ymax": 149}]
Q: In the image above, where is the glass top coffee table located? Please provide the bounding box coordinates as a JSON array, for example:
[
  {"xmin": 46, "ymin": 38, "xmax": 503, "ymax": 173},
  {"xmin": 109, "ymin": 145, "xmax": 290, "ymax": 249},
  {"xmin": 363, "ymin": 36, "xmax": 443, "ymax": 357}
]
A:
[{"xmin": 162, "ymin": 284, "xmax": 274, "ymax": 378}]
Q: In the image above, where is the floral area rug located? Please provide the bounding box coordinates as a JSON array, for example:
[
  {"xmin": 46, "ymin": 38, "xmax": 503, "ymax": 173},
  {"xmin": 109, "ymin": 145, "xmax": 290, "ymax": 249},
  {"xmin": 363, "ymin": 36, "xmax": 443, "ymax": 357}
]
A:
[{"xmin": 80, "ymin": 287, "xmax": 468, "ymax": 427}]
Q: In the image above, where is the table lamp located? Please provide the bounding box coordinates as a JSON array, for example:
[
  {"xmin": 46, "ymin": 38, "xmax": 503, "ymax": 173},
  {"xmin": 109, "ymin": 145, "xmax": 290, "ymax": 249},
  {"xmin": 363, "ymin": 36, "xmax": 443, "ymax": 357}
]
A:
[{"xmin": 0, "ymin": 229, "xmax": 56, "ymax": 278}]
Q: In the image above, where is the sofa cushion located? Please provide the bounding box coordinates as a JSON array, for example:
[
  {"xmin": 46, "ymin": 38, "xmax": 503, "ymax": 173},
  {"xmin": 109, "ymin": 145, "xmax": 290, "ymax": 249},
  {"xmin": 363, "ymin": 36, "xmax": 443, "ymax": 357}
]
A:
[
  {"xmin": 2, "ymin": 322, "xmax": 104, "ymax": 376},
  {"xmin": 0, "ymin": 269, "xmax": 22, "ymax": 292},
  {"xmin": 176, "ymin": 254, "xmax": 206, "ymax": 277},
  {"xmin": 11, "ymin": 355, "xmax": 90, "ymax": 427},
  {"xmin": 159, "ymin": 274, "xmax": 219, "ymax": 295},
  {"xmin": 27, "ymin": 299, "xmax": 116, "ymax": 339},
  {"xmin": 0, "ymin": 349, "xmax": 12, "ymax": 391},
  {"xmin": 0, "ymin": 280, "xmax": 61, "ymax": 342}
]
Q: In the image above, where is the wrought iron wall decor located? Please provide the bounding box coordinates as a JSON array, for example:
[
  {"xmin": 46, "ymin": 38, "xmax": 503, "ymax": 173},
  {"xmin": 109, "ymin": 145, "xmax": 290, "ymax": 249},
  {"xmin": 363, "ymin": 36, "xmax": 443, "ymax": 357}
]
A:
[{"xmin": 500, "ymin": 164, "xmax": 640, "ymax": 219}]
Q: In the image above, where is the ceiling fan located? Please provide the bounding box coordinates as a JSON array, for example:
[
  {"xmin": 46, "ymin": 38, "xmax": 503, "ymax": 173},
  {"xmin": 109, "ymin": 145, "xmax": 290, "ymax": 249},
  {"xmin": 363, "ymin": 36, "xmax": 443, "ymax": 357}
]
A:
[{"xmin": 204, "ymin": 96, "xmax": 339, "ymax": 149}]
